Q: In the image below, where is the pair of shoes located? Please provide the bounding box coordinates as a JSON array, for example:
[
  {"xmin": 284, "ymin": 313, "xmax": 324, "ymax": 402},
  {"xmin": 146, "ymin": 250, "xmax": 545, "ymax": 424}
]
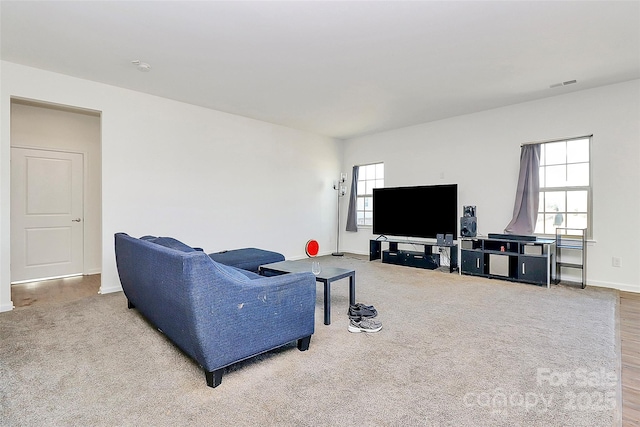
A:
[
  {"xmin": 348, "ymin": 317, "xmax": 382, "ymax": 333},
  {"xmin": 348, "ymin": 303, "xmax": 377, "ymax": 319}
]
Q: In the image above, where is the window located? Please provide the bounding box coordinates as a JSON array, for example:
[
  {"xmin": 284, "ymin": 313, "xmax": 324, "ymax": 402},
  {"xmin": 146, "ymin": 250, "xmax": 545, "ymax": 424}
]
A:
[
  {"xmin": 356, "ymin": 163, "xmax": 384, "ymax": 226},
  {"xmin": 535, "ymin": 137, "xmax": 591, "ymax": 236}
]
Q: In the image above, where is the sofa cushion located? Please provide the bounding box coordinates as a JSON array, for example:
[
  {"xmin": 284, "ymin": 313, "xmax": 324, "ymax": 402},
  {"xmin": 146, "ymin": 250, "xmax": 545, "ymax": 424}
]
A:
[{"xmin": 208, "ymin": 248, "xmax": 285, "ymax": 273}]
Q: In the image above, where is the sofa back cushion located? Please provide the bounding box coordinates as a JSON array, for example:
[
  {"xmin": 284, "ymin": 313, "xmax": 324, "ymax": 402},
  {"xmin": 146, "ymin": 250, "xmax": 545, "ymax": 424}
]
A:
[
  {"xmin": 129, "ymin": 234, "xmax": 251, "ymax": 284},
  {"xmin": 142, "ymin": 236, "xmax": 198, "ymax": 253}
]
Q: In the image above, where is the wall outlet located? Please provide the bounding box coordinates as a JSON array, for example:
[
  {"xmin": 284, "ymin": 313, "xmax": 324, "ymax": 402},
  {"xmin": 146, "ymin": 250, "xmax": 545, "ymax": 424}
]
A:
[{"xmin": 612, "ymin": 257, "xmax": 622, "ymax": 268}]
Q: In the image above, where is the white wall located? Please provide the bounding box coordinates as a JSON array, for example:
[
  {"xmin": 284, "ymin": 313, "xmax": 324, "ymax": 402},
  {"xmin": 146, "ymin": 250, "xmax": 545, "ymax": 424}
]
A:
[
  {"xmin": 341, "ymin": 80, "xmax": 640, "ymax": 293},
  {"xmin": 0, "ymin": 61, "xmax": 341, "ymax": 310},
  {"xmin": 1, "ymin": 61, "xmax": 636, "ymax": 312},
  {"xmin": 10, "ymin": 101, "xmax": 102, "ymax": 275}
]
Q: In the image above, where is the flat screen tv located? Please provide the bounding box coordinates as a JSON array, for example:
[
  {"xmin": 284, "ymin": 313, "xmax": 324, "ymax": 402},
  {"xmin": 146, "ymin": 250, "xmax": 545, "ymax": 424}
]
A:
[{"xmin": 373, "ymin": 184, "xmax": 458, "ymax": 239}]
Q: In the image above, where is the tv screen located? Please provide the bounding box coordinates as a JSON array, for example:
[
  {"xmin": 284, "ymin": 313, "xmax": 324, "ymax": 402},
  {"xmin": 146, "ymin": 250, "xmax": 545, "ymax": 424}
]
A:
[{"xmin": 373, "ymin": 184, "xmax": 458, "ymax": 239}]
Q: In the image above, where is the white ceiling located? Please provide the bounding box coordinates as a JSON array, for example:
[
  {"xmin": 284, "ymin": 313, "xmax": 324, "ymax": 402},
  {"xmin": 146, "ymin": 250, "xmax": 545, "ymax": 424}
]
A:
[{"xmin": 2, "ymin": 1, "xmax": 639, "ymax": 139}]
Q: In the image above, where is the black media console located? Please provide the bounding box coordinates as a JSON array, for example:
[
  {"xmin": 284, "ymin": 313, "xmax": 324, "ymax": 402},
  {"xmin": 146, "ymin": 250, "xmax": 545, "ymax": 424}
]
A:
[
  {"xmin": 369, "ymin": 239, "xmax": 458, "ymax": 273},
  {"xmin": 460, "ymin": 235, "xmax": 555, "ymax": 287}
]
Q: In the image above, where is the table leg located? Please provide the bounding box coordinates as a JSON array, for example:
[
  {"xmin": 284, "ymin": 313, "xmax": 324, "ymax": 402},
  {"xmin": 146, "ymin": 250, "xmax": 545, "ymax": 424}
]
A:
[
  {"xmin": 324, "ymin": 281, "xmax": 331, "ymax": 325},
  {"xmin": 349, "ymin": 273, "xmax": 356, "ymax": 306}
]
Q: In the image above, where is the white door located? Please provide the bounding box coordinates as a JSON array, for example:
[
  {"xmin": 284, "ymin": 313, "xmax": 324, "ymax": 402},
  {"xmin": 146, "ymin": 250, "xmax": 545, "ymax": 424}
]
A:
[{"xmin": 11, "ymin": 147, "xmax": 84, "ymax": 283}]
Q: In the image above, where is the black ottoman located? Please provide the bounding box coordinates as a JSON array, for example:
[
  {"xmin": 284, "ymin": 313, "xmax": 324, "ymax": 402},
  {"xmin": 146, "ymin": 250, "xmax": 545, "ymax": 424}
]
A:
[{"xmin": 208, "ymin": 247, "xmax": 285, "ymax": 273}]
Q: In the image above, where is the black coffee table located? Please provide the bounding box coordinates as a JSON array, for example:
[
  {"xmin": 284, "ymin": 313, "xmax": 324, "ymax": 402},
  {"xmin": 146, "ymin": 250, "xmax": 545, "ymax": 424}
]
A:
[{"xmin": 259, "ymin": 260, "xmax": 355, "ymax": 325}]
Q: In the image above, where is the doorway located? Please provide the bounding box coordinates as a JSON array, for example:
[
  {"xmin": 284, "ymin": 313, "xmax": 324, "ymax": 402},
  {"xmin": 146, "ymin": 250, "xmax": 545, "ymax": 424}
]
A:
[
  {"xmin": 10, "ymin": 99, "xmax": 101, "ymax": 286},
  {"xmin": 11, "ymin": 147, "xmax": 84, "ymax": 282}
]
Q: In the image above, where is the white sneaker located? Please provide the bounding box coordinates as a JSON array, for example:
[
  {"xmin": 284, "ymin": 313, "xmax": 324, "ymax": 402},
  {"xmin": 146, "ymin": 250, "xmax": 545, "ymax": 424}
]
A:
[{"xmin": 348, "ymin": 317, "xmax": 382, "ymax": 333}]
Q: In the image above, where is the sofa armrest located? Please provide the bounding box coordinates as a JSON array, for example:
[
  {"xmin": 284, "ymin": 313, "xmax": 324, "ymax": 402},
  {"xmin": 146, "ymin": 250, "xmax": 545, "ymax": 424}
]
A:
[{"xmin": 190, "ymin": 264, "xmax": 316, "ymax": 371}]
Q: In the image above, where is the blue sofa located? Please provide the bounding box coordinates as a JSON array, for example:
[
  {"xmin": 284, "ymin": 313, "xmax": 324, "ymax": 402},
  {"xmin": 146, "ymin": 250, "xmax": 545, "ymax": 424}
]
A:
[{"xmin": 114, "ymin": 233, "xmax": 316, "ymax": 388}]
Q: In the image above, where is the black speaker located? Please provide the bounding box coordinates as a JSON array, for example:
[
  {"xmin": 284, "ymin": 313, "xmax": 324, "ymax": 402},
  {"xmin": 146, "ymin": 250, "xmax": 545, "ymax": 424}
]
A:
[
  {"xmin": 463, "ymin": 206, "xmax": 476, "ymax": 217},
  {"xmin": 445, "ymin": 234, "xmax": 453, "ymax": 246},
  {"xmin": 460, "ymin": 217, "xmax": 477, "ymax": 237}
]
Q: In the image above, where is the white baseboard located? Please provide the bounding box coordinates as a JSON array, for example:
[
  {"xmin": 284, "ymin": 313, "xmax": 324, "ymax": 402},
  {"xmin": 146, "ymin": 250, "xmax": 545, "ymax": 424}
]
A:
[
  {"xmin": 345, "ymin": 249, "xmax": 368, "ymax": 256},
  {"xmin": 289, "ymin": 251, "xmax": 335, "ymax": 260},
  {"xmin": 99, "ymin": 284, "xmax": 122, "ymax": 294},
  {"xmin": 0, "ymin": 303, "xmax": 15, "ymax": 312},
  {"xmin": 85, "ymin": 269, "xmax": 101, "ymax": 276},
  {"xmin": 589, "ymin": 280, "xmax": 640, "ymax": 293}
]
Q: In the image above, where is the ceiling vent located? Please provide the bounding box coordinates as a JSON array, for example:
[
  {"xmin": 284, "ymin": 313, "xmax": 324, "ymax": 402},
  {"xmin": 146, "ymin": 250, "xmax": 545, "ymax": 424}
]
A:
[{"xmin": 550, "ymin": 80, "xmax": 577, "ymax": 89}]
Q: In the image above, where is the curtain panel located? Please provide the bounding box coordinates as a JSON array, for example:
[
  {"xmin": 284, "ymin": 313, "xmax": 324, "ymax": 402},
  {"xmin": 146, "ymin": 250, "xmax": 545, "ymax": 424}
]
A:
[
  {"xmin": 504, "ymin": 144, "xmax": 541, "ymax": 235},
  {"xmin": 345, "ymin": 165, "xmax": 359, "ymax": 232}
]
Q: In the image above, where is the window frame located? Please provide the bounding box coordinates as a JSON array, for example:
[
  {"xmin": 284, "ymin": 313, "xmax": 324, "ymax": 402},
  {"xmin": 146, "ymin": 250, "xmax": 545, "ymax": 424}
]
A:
[
  {"xmin": 535, "ymin": 136, "xmax": 593, "ymax": 239},
  {"xmin": 355, "ymin": 162, "xmax": 384, "ymax": 227}
]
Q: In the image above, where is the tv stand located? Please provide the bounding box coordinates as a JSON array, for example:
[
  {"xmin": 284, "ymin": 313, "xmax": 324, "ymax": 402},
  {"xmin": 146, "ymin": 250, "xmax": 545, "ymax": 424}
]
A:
[
  {"xmin": 460, "ymin": 236, "xmax": 555, "ymax": 287},
  {"xmin": 369, "ymin": 239, "xmax": 458, "ymax": 273}
]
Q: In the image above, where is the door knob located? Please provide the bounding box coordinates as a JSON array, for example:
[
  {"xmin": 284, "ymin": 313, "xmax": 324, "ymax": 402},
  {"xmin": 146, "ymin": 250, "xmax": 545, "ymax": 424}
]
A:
[{"xmin": 72, "ymin": 218, "xmax": 82, "ymax": 222}]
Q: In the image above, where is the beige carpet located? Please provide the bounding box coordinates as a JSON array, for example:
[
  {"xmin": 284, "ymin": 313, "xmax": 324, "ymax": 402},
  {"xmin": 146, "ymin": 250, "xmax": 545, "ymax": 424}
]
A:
[{"xmin": 0, "ymin": 255, "xmax": 619, "ymax": 426}]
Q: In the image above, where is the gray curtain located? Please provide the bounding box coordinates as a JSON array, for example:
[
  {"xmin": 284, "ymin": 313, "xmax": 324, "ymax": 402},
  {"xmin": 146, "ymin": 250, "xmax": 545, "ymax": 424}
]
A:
[
  {"xmin": 504, "ymin": 144, "xmax": 541, "ymax": 235},
  {"xmin": 345, "ymin": 165, "xmax": 359, "ymax": 232}
]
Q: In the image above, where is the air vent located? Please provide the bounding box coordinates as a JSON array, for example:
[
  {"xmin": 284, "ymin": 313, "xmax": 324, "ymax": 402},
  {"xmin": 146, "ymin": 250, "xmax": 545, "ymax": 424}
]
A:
[{"xmin": 550, "ymin": 80, "xmax": 577, "ymax": 89}]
